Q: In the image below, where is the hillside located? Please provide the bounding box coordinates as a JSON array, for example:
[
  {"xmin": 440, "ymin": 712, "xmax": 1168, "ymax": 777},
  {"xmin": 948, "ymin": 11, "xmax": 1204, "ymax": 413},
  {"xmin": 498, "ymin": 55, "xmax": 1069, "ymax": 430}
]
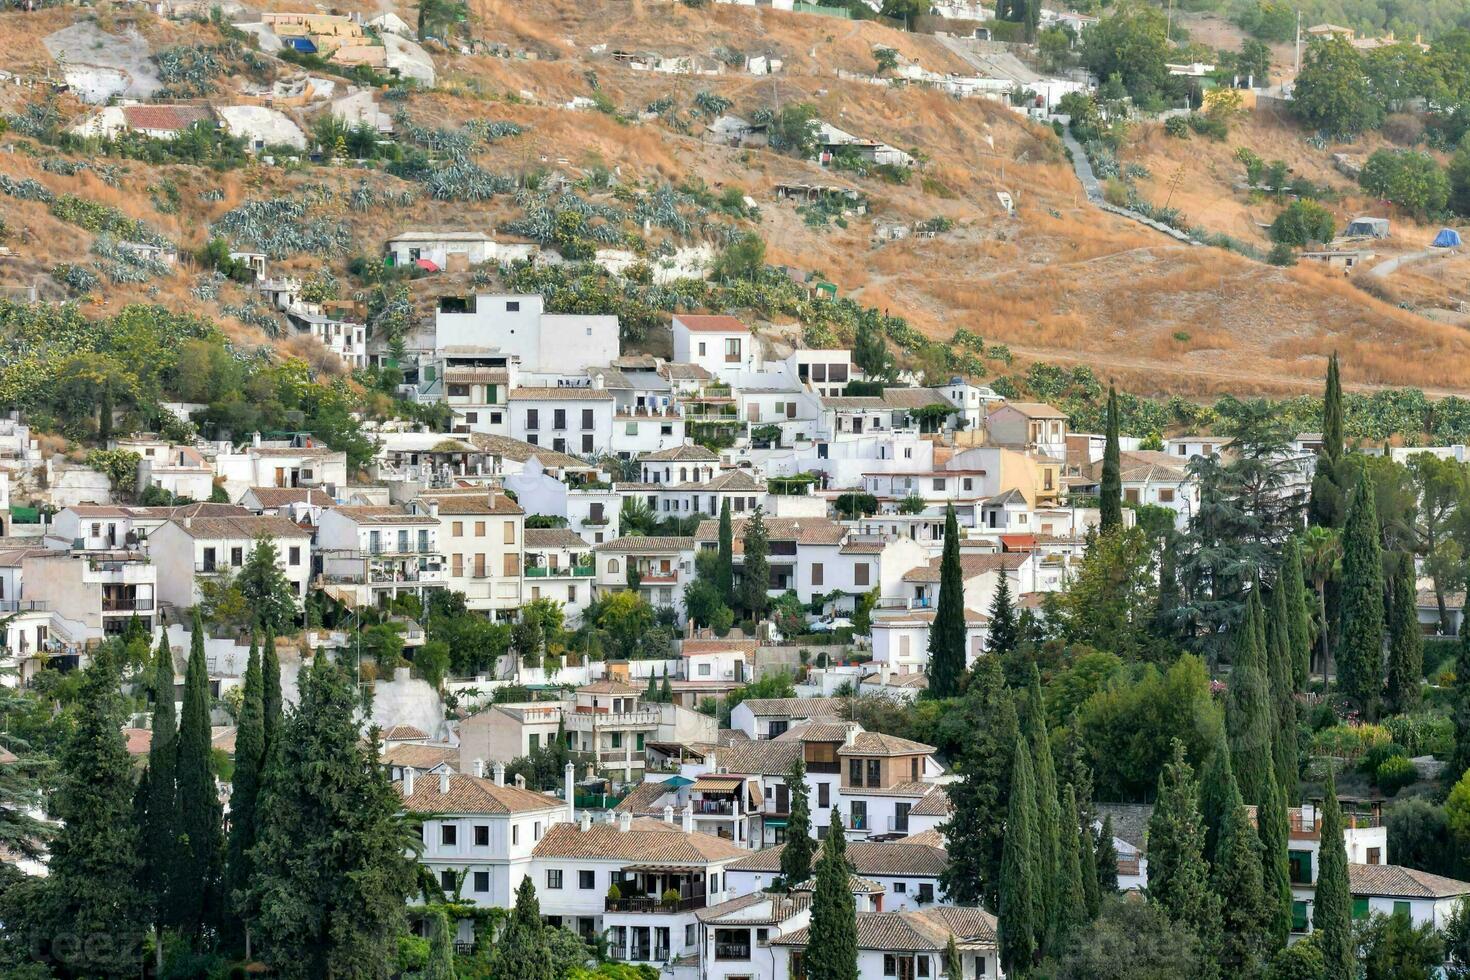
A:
[{"xmin": 2, "ymin": 0, "xmax": 1470, "ymax": 400}]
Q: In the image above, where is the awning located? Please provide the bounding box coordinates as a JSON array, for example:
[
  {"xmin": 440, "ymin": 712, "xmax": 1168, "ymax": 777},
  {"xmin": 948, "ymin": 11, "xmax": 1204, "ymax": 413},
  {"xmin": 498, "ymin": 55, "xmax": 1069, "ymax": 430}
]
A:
[
  {"xmin": 415, "ymin": 258, "xmax": 440, "ymax": 271},
  {"xmin": 622, "ymin": 864, "xmax": 702, "ymax": 874},
  {"xmin": 747, "ymin": 782, "xmax": 764, "ymax": 807},
  {"xmin": 691, "ymin": 775, "xmax": 745, "ymax": 793},
  {"xmin": 763, "ymin": 817, "xmax": 787, "ymax": 828},
  {"xmin": 1000, "ymin": 534, "xmax": 1037, "ymax": 552}
]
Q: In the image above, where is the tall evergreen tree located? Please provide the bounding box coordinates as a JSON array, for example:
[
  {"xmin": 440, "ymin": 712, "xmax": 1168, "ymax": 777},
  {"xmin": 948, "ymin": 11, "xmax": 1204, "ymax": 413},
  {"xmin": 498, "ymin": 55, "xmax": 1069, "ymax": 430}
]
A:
[
  {"xmin": 1054, "ymin": 785, "xmax": 1088, "ymax": 948},
  {"xmin": 1386, "ymin": 552, "xmax": 1424, "ymax": 714},
  {"xmin": 249, "ymin": 657, "xmax": 418, "ymax": 978},
  {"xmin": 492, "ymin": 878, "xmax": 554, "ymax": 980},
  {"xmin": 1145, "ymin": 741, "xmax": 1221, "ymax": 957},
  {"xmin": 174, "ymin": 608, "xmax": 224, "ymax": 940},
  {"xmin": 853, "ymin": 316, "xmax": 890, "ymax": 380},
  {"xmin": 1451, "ymin": 611, "xmax": 1470, "ymax": 790},
  {"xmin": 1339, "ymin": 471, "xmax": 1385, "ymax": 719},
  {"xmin": 928, "ymin": 504, "xmax": 968, "ymax": 698},
  {"xmin": 659, "ymin": 668, "xmax": 672, "ymax": 703},
  {"xmin": 1153, "ymin": 531, "xmax": 1182, "ymax": 645},
  {"xmin": 806, "ymin": 811, "xmax": 858, "ymax": 980},
  {"xmin": 1314, "ymin": 780, "xmax": 1356, "ymax": 980},
  {"xmin": 945, "ymin": 935, "xmax": 962, "ymax": 979},
  {"xmin": 1095, "ymin": 815, "xmax": 1119, "ymax": 893},
  {"xmin": 740, "ymin": 507, "xmax": 770, "ymax": 619},
  {"xmin": 781, "ymin": 757, "xmax": 815, "ymax": 887},
  {"xmin": 1212, "ymin": 802, "xmax": 1269, "ymax": 977},
  {"xmin": 237, "ymin": 535, "xmax": 299, "ymax": 633},
  {"xmin": 987, "ymin": 570, "xmax": 1018, "ymax": 656},
  {"xmin": 421, "ymin": 907, "xmax": 458, "ymax": 980},
  {"xmin": 226, "ymin": 632, "xmax": 267, "ymax": 952},
  {"xmin": 1022, "ymin": 667, "xmax": 1061, "ymax": 952},
  {"xmin": 1256, "ymin": 774, "xmax": 1294, "ymax": 953},
  {"xmin": 716, "ymin": 498, "xmax": 734, "ymax": 607},
  {"xmin": 1100, "ymin": 385, "xmax": 1123, "ymax": 532},
  {"xmin": 141, "ymin": 631, "xmax": 177, "ymax": 927},
  {"xmin": 1225, "ymin": 588, "xmax": 1274, "ymax": 806},
  {"xmin": 1282, "ymin": 536, "xmax": 1313, "ymax": 690},
  {"xmin": 941, "ymin": 656, "xmax": 1018, "ymax": 910},
  {"xmin": 262, "ymin": 624, "xmax": 282, "ymax": 752},
  {"xmin": 1197, "ymin": 727, "xmax": 1242, "ymax": 864},
  {"xmin": 999, "ymin": 740, "xmax": 1040, "ymax": 978},
  {"xmin": 1267, "ymin": 581, "xmax": 1301, "ymax": 797},
  {"xmin": 44, "ymin": 646, "xmax": 148, "ymax": 976},
  {"xmin": 1308, "ymin": 353, "xmax": 1345, "ymax": 528}
]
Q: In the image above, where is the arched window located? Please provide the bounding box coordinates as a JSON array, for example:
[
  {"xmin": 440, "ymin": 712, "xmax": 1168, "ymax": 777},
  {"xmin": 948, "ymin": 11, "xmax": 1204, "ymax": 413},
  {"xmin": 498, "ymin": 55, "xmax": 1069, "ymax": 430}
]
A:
[
  {"xmin": 608, "ymin": 558, "xmax": 621, "ymax": 574},
  {"xmin": 680, "ymin": 467, "xmax": 688, "ymax": 482}
]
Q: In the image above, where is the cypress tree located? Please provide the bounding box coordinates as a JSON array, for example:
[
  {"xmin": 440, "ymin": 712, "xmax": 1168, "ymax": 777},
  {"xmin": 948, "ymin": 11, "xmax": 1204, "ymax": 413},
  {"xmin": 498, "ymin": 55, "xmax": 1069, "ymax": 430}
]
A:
[
  {"xmin": 781, "ymin": 757, "xmax": 815, "ymax": 887},
  {"xmin": 1451, "ymin": 611, "xmax": 1470, "ymax": 790},
  {"xmin": 741, "ymin": 507, "xmax": 770, "ymax": 620},
  {"xmin": 1339, "ymin": 471, "xmax": 1385, "ymax": 719},
  {"xmin": 262, "ymin": 624, "xmax": 282, "ymax": 752},
  {"xmin": 644, "ymin": 671, "xmax": 658, "ymax": 701},
  {"xmin": 987, "ymin": 569, "xmax": 1018, "ymax": 656},
  {"xmin": 941, "ymin": 656, "xmax": 1018, "ymax": 910},
  {"xmin": 45, "ymin": 645, "xmax": 149, "ymax": 976},
  {"xmin": 1322, "ymin": 353, "xmax": 1343, "ymax": 466},
  {"xmin": 999, "ymin": 740, "xmax": 1040, "ymax": 978},
  {"xmin": 1100, "ymin": 384, "xmax": 1122, "ymax": 532},
  {"xmin": 1256, "ymin": 774, "xmax": 1294, "ymax": 953},
  {"xmin": 1282, "ymin": 537, "xmax": 1313, "ymax": 691},
  {"xmin": 141, "ymin": 631, "xmax": 177, "ymax": 926},
  {"xmin": 1267, "ymin": 581, "xmax": 1300, "ymax": 798},
  {"xmin": 492, "ymin": 878, "xmax": 554, "ymax": 980},
  {"xmin": 807, "ymin": 811, "xmax": 858, "ymax": 980},
  {"xmin": 1095, "ymin": 815, "xmax": 1119, "ymax": 893},
  {"xmin": 716, "ymin": 497, "xmax": 734, "ymax": 607},
  {"xmin": 1225, "ymin": 588, "xmax": 1274, "ymax": 806},
  {"xmin": 659, "ymin": 668, "xmax": 673, "ymax": 703},
  {"xmin": 945, "ymin": 935, "xmax": 962, "ymax": 979},
  {"xmin": 226, "ymin": 632, "xmax": 266, "ymax": 952},
  {"xmin": 1308, "ymin": 353, "xmax": 1344, "ymax": 528},
  {"xmin": 421, "ymin": 907, "xmax": 457, "ymax": 980},
  {"xmin": 1153, "ymin": 531, "xmax": 1181, "ymax": 644},
  {"xmin": 1212, "ymin": 802, "xmax": 1269, "ymax": 977},
  {"xmin": 1198, "ymin": 726, "xmax": 1242, "ymax": 864},
  {"xmin": 1314, "ymin": 780, "xmax": 1355, "ymax": 980},
  {"xmin": 1078, "ymin": 808, "xmax": 1101, "ymax": 919},
  {"xmin": 929, "ymin": 504, "xmax": 968, "ymax": 698},
  {"xmin": 1386, "ymin": 552, "xmax": 1423, "ymax": 714},
  {"xmin": 1022, "ymin": 667, "xmax": 1061, "ymax": 952},
  {"xmin": 1145, "ymin": 741, "xmax": 1221, "ymax": 956},
  {"xmin": 1054, "ymin": 784, "xmax": 1088, "ymax": 947},
  {"xmin": 175, "ymin": 608, "xmax": 224, "ymax": 940}
]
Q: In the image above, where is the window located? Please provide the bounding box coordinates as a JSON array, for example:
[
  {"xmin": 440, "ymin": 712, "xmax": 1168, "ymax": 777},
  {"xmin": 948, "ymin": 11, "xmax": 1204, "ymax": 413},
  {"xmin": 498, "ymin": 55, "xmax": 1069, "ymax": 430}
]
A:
[
  {"xmin": 231, "ymin": 547, "xmax": 244, "ymax": 567},
  {"xmin": 811, "ymin": 563, "xmax": 823, "ymax": 586},
  {"xmin": 448, "ymin": 384, "xmax": 470, "ymax": 398},
  {"xmin": 699, "ymin": 662, "xmax": 711, "ymax": 676},
  {"xmin": 918, "ymin": 883, "xmax": 934, "ymax": 904},
  {"xmin": 579, "ymin": 870, "xmax": 595, "ymax": 889},
  {"xmin": 911, "ymin": 758, "xmax": 919, "ymax": 780},
  {"xmin": 473, "ymin": 871, "xmax": 489, "ymax": 892},
  {"xmin": 963, "ymin": 478, "xmax": 972, "ymax": 491},
  {"xmin": 866, "ymin": 759, "xmax": 881, "ymax": 787},
  {"xmin": 611, "ymin": 732, "xmax": 622, "ymax": 749},
  {"xmin": 725, "ymin": 338, "xmax": 741, "ymax": 363},
  {"xmin": 1288, "ymin": 850, "xmax": 1313, "ymax": 885},
  {"xmin": 504, "ymin": 553, "xmax": 520, "ymax": 577},
  {"xmin": 440, "ymin": 824, "xmax": 457, "ymax": 846},
  {"xmin": 1352, "ymin": 898, "xmax": 1370, "ymax": 920},
  {"xmin": 1125, "ymin": 488, "xmax": 1141, "ymax": 504},
  {"xmin": 1158, "ymin": 488, "xmax": 1176, "ymax": 503},
  {"xmin": 440, "ymin": 870, "xmax": 456, "ymax": 892},
  {"xmin": 894, "ymin": 881, "xmax": 907, "ymax": 894},
  {"xmin": 818, "ymin": 783, "xmax": 830, "ymax": 808},
  {"xmin": 527, "ymin": 434, "xmax": 538, "ymax": 446},
  {"xmin": 504, "ymin": 521, "xmax": 516, "ymax": 545},
  {"xmin": 582, "ymin": 409, "xmax": 594, "ymax": 429},
  {"xmin": 547, "ymin": 870, "xmax": 563, "ymax": 889},
  {"xmin": 475, "ymin": 825, "xmax": 489, "ymax": 846},
  {"xmin": 933, "ymin": 478, "xmax": 946, "ymax": 492},
  {"xmin": 288, "ymin": 546, "xmax": 301, "ymax": 566},
  {"xmin": 583, "ymin": 434, "xmax": 594, "ymax": 454},
  {"xmin": 529, "ymin": 733, "xmax": 540, "ymax": 753},
  {"xmin": 884, "ymin": 954, "xmax": 897, "ymax": 976},
  {"xmin": 1367, "ymin": 847, "xmax": 1382, "ymax": 865},
  {"xmin": 1394, "ymin": 900, "xmax": 1412, "ymax": 917},
  {"xmin": 475, "ymin": 522, "xmax": 486, "ymax": 537},
  {"xmin": 1292, "ymin": 900, "xmax": 1309, "ymax": 933},
  {"xmin": 466, "ymin": 412, "xmax": 478, "ymax": 424},
  {"xmin": 453, "ymin": 521, "xmax": 464, "ymax": 535},
  {"xmin": 854, "ymin": 564, "xmax": 870, "ymax": 586},
  {"xmin": 553, "ymin": 409, "xmax": 567, "ymax": 430},
  {"xmin": 917, "ymin": 956, "xmax": 930, "ymax": 977},
  {"xmin": 848, "ymin": 759, "xmax": 863, "ymax": 786},
  {"xmin": 850, "ymin": 801, "xmax": 866, "ymax": 829},
  {"xmin": 698, "ymin": 342, "xmax": 707, "ymax": 357},
  {"xmin": 527, "ymin": 409, "xmax": 539, "ymax": 431},
  {"xmin": 512, "ymin": 825, "xmax": 520, "ymax": 846}
]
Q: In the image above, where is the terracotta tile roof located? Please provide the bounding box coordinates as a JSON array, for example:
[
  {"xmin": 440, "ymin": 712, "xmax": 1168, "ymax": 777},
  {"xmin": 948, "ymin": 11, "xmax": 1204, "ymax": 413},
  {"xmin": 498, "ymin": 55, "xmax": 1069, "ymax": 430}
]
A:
[
  {"xmin": 252, "ymin": 445, "xmax": 341, "ymax": 457},
  {"xmin": 1348, "ymin": 864, "xmax": 1470, "ymax": 899},
  {"xmin": 871, "ymin": 607, "xmax": 989, "ymax": 626},
  {"xmin": 639, "ymin": 444, "xmax": 720, "ymax": 462},
  {"xmin": 733, "ymin": 839, "xmax": 950, "ymax": 877},
  {"xmin": 466, "ymin": 433, "xmax": 588, "ymax": 470},
  {"xmin": 331, "ymin": 505, "xmax": 439, "ymax": 526},
  {"xmin": 990, "ymin": 401, "xmax": 1065, "ymax": 419},
  {"xmin": 65, "ymin": 505, "xmax": 132, "ymax": 517},
  {"xmin": 593, "ymin": 536, "xmax": 695, "ymax": 554},
  {"xmin": 693, "ymin": 517, "xmax": 845, "ymax": 548},
  {"xmin": 708, "ymin": 739, "xmax": 806, "ymax": 776},
  {"xmin": 910, "ymin": 786, "xmax": 952, "ymax": 817},
  {"xmin": 880, "ymin": 388, "xmax": 951, "ymax": 410},
  {"xmin": 124, "ymin": 727, "xmax": 152, "ymax": 756},
  {"xmin": 382, "ymin": 744, "xmax": 457, "ymax": 771},
  {"xmin": 775, "ymin": 907, "xmax": 995, "ymax": 950},
  {"xmin": 383, "ymin": 724, "xmax": 429, "ymax": 741},
  {"xmin": 904, "ymin": 828, "xmax": 947, "ymax": 848},
  {"xmin": 740, "ymin": 697, "xmax": 846, "ymax": 718},
  {"xmin": 901, "ymin": 553, "xmax": 1027, "ymax": 583},
  {"xmin": 245, "ymin": 487, "xmax": 333, "ymax": 508},
  {"xmin": 659, "ymin": 362, "xmax": 714, "ymax": 381},
  {"xmin": 443, "ymin": 367, "xmax": 510, "ymax": 384},
  {"xmin": 844, "ymin": 779, "xmax": 938, "ymax": 798},
  {"xmin": 773, "ymin": 722, "xmax": 853, "ymax": 743},
  {"xmin": 613, "ymin": 780, "xmax": 676, "ymax": 815},
  {"xmin": 821, "ymin": 396, "xmax": 888, "ymax": 411},
  {"xmin": 532, "ymin": 817, "xmax": 750, "ymax": 863},
  {"xmin": 524, "ymin": 528, "xmax": 589, "ymax": 550},
  {"xmin": 675, "ymin": 314, "xmax": 749, "ymax": 333},
  {"xmin": 507, "ymin": 387, "xmax": 614, "ymax": 401},
  {"xmin": 169, "ymin": 515, "xmax": 311, "ymax": 540},
  {"xmin": 121, "ymin": 104, "xmax": 213, "ymax": 132},
  {"xmin": 396, "ymin": 773, "xmax": 564, "ymax": 814},
  {"xmin": 791, "ymin": 873, "xmax": 885, "ymax": 894},
  {"xmin": 577, "ymin": 680, "xmax": 642, "ymax": 695},
  {"xmin": 680, "ymin": 637, "xmax": 759, "ymax": 657},
  {"xmin": 696, "ymin": 891, "xmax": 812, "ymax": 925},
  {"xmin": 418, "ymin": 492, "xmax": 524, "ymax": 516},
  {"xmin": 840, "ymin": 540, "xmax": 886, "ymax": 554}
]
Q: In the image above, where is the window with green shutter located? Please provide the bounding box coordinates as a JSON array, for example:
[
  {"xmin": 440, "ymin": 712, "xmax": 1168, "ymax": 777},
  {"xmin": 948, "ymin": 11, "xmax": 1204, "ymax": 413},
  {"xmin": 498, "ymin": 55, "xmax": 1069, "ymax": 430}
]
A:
[
  {"xmin": 1393, "ymin": 901, "xmax": 1412, "ymax": 918},
  {"xmin": 1352, "ymin": 898, "xmax": 1370, "ymax": 920},
  {"xmin": 1291, "ymin": 901, "xmax": 1309, "ymax": 933}
]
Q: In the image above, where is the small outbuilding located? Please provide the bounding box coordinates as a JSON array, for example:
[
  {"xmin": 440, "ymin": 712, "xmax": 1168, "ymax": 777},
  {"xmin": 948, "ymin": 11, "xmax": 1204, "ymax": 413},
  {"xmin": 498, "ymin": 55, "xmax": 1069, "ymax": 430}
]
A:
[{"xmin": 1346, "ymin": 216, "xmax": 1390, "ymax": 238}]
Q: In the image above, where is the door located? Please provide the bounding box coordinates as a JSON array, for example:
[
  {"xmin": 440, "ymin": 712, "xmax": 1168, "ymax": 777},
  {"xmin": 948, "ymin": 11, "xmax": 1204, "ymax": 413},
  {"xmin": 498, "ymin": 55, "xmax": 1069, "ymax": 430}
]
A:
[{"xmin": 776, "ymin": 783, "xmax": 789, "ymax": 814}]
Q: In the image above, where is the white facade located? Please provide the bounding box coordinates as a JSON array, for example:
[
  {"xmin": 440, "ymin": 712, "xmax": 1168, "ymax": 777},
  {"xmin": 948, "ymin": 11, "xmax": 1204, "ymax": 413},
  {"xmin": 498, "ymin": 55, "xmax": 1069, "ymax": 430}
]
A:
[
  {"xmin": 508, "ymin": 390, "xmax": 616, "ymax": 458},
  {"xmin": 433, "ymin": 294, "xmax": 619, "ymax": 376},
  {"xmin": 672, "ymin": 315, "xmax": 756, "ymax": 379},
  {"xmin": 148, "ymin": 516, "xmax": 311, "ymax": 612}
]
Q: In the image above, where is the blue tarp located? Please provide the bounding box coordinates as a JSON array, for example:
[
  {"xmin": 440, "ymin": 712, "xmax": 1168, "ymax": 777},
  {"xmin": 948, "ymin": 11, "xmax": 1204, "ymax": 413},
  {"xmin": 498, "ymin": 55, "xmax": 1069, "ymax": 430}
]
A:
[
  {"xmin": 1433, "ymin": 228, "xmax": 1462, "ymax": 248},
  {"xmin": 286, "ymin": 37, "xmax": 317, "ymax": 53}
]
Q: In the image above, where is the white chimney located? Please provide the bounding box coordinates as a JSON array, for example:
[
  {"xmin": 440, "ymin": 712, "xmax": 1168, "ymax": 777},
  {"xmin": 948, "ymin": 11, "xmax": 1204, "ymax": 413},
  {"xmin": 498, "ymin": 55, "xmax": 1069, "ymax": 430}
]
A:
[
  {"xmin": 428, "ymin": 499, "xmax": 440, "ymax": 518},
  {"xmin": 493, "ymin": 761, "xmax": 505, "ymax": 787},
  {"xmin": 438, "ymin": 771, "xmax": 450, "ymax": 795},
  {"xmin": 681, "ymin": 803, "xmax": 694, "ymax": 834},
  {"xmin": 514, "ymin": 773, "xmax": 525, "ymax": 789},
  {"xmin": 663, "ymin": 804, "xmax": 675, "ymax": 824},
  {"xmin": 403, "ymin": 768, "xmax": 415, "ymax": 796},
  {"xmin": 251, "ymin": 431, "xmax": 262, "ymax": 448},
  {"xmin": 618, "ymin": 811, "xmax": 633, "ymax": 832},
  {"xmin": 565, "ymin": 762, "xmax": 576, "ymax": 823},
  {"xmin": 844, "ymin": 723, "xmax": 859, "ymax": 747},
  {"xmin": 473, "ymin": 758, "xmax": 485, "ymax": 779},
  {"xmin": 580, "ymin": 811, "xmax": 592, "ymax": 831}
]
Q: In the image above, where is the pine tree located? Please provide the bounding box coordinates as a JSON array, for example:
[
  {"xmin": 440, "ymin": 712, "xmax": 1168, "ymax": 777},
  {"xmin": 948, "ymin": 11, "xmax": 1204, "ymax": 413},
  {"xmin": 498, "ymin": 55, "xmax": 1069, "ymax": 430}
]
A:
[
  {"xmin": 249, "ymin": 657, "xmax": 418, "ymax": 977},
  {"xmin": 941, "ymin": 656, "xmax": 1018, "ymax": 910},
  {"xmin": 988, "ymin": 569, "xmax": 1018, "ymax": 656},
  {"xmin": 44, "ymin": 646, "xmax": 148, "ymax": 976},
  {"xmin": 1095, "ymin": 815, "xmax": 1119, "ymax": 893},
  {"xmin": 741, "ymin": 507, "xmax": 770, "ymax": 619},
  {"xmin": 1213, "ymin": 802, "xmax": 1269, "ymax": 976},
  {"xmin": 174, "ymin": 608, "xmax": 224, "ymax": 940},
  {"xmin": 1308, "ymin": 353, "xmax": 1345, "ymax": 528},
  {"xmin": 1146, "ymin": 741, "xmax": 1221, "ymax": 956},
  {"xmin": 1267, "ymin": 581, "xmax": 1301, "ymax": 798},
  {"xmin": 999, "ymin": 740, "xmax": 1040, "ymax": 978},
  {"xmin": 141, "ymin": 631, "xmax": 177, "ymax": 926},
  {"xmin": 781, "ymin": 757, "xmax": 815, "ymax": 887},
  {"xmin": 928, "ymin": 504, "xmax": 968, "ymax": 698},
  {"xmin": 717, "ymin": 497, "xmax": 735, "ymax": 607},
  {"xmin": 1339, "ymin": 471, "xmax": 1385, "ymax": 718},
  {"xmin": 1225, "ymin": 588, "xmax": 1274, "ymax": 806},
  {"xmin": 806, "ymin": 811, "xmax": 858, "ymax": 980},
  {"xmin": 1282, "ymin": 536, "xmax": 1313, "ymax": 690},
  {"xmin": 1256, "ymin": 774, "xmax": 1294, "ymax": 953},
  {"xmin": 492, "ymin": 878, "xmax": 554, "ymax": 980},
  {"xmin": 645, "ymin": 671, "xmax": 658, "ymax": 702},
  {"xmin": 1314, "ymin": 780, "xmax": 1355, "ymax": 980},
  {"xmin": 1386, "ymin": 552, "xmax": 1423, "ymax": 714},
  {"xmin": 237, "ymin": 535, "xmax": 298, "ymax": 633},
  {"xmin": 1100, "ymin": 384, "xmax": 1122, "ymax": 532},
  {"xmin": 1054, "ymin": 785, "xmax": 1088, "ymax": 948},
  {"xmin": 1198, "ymin": 727, "xmax": 1242, "ymax": 865},
  {"xmin": 1022, "ymin": 667, "xmax": 1061, "ymax": 953},
  {"xmin": 226, "ymin": 632, "xmax": 266, "ymax": 952}
]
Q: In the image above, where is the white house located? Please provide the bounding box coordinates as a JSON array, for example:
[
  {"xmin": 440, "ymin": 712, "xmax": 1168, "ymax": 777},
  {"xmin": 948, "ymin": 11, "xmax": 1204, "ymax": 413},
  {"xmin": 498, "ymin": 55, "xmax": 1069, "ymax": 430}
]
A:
[
  {"xmin": 729, "ymin": 697, "xmax": 846, "ymax": 740},
  {"xmin": 508, "ymin": 387, "xmax": 616, "ymax": 458},
  {"xmin": 592, "ymin": 536, "xmax": 696, "ymax": 615},
  {"xmin": 1348, "ymin": 864, "xmax": 1470, "ymax": 930},
  {"xmin": 135, "ymin": 444, "xmax": 216, "ymax": 502},
  {"xmin": 315, "ymin": 505, "xmax": 446, "ymax": 611},
  {"xmin": 213, "ymin": 436, "xmax": 349, "ymax": 503},
  {"xmin": 409, "ymin": 489, "xmax": 525, "ymax": 620},
  {"xmin": 148, "ymin": 515, "xmax": 311, "ymax": 612},
  {"xmin": 432, "ymin": 293, "xmax": 619, "ymax": 376},
  {"xmin": 985, "ymin": 402, "xmax": 1068, "ymax": 460},
  {"xmin": 385, "ymin": 231, "xmax": 539, "ymax": 272},
  {"xmin": 727, "ymin": 837, "xmax": 952, "ymax": 912},
  {"xmin": 523, "ymin": 527, "xmax": 595, "ymax": 623},
  {"xmin": 773, "ymin": 907, "xmax": 1000, "ymax": 980},
  {"xmin": 672, "ymin": 315, "xmax": 756, "ymax": 379},
  {"xmin": 695, "ymin": 892, "xmax": 811, "ymax": 980},
  {"xmin": 502, "ymin": 457, "xmax": 621, "ymax": 546}
]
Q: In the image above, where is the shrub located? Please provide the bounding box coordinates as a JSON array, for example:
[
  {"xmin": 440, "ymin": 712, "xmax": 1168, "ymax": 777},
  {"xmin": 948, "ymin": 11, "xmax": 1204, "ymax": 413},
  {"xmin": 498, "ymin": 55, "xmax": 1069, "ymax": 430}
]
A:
[
  {"xmin": 607, "ymin": 883, "xmax": 622, "ymax": 900},
  {"xmin": 1187, "ymin": 112, "xmax": 1229, "ymax": 141},
  {"xmin": 1359, "ymin": 149, "xmax": 1450, "ymax": 218},
  {"xmin": 1311, "ymin": 723, "xmax": 1391, "ymax": 761},
  {"xmin": 1270, "ymin": 199, "xmax": 1336, "ymax": 246},
  {"xmin": 1267, "ymin": 242, "xmax": 1297, "ymax": 266},
  {"xmin": 1360, "ymin": 740, "xmax": 1408, "ymax": 778},
  {"xmin": 661, "ymin": 888, "xmax": 681, "ymax": 905},
  {"xmin": 1382, "ymin": 113, "xmax": 1425, "ymax": 146},
  {"xmin": 1102, "ymin": 177, "xmax": 1130, "ymax": 207},
  {"xmin": 1376, "ymin": 755, "xmax": 1418, "ymax": 796},
  {"xmin": 1383, "ymin": 713, "xmax": 1454, "ymax": 758},
  {"xmin": 1165, "ymin": 115, "xmax": 1190, "ymax": 139}
]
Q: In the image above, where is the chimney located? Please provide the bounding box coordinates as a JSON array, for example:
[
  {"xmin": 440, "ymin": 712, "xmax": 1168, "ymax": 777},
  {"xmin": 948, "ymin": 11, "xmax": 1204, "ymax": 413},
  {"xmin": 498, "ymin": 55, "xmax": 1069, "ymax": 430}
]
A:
[
  {"xmin": 428, "ymin": 499, "xmax": 440, "ymax": 519},
  {"xmin": 473, "ymin": 758, "xmax": 485, "ymax": 779},
  {"xmin": 618, "ymin": 811, "xmax": 633, "ymax": 832},
  {"xmin": 403, "ymin": 767, "xmax": 415, "ymax": 796},
  {"xmin": 565, "ymin": 762, "xmax": 576, "ymax": 823},
  {"xmin": 438, "ymin": 771, "xmax": 450, "ymax": 795},
  {"xmin": 488, "ymin": 486, "xmax": 498, "ymax": 509},
  {"xmin": 708, "ymin": 750, "xmax": 717, "ymax": 773},
  {"xmin": 580, "ymin": 811, "xmax": 592, "ymax": 831},
  {"xmin": 493, "ymin": 761, "xmax": 505, "ymax": 786},
  {"xmin": 663, "ymin": 804, "xmax": 675, "ymax": 825},
  {"xmin": 514, "ymin": 773, "xmax": 525, "ymax": 789},
  {"xmin": 681, "ymin": 803, "xmax": 694, "ymax": 833},
  {"xmin": 251, "ymin": 431, "xmax": 262, "ymax": 448},
  {"xmin": 844, "ymin": 723, "xmax": 859, "ymax": 747}
]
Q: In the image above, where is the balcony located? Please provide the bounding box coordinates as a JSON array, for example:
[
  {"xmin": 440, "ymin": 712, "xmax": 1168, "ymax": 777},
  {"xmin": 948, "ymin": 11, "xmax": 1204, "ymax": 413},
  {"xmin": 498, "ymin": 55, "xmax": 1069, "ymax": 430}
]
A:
[
  {"xmin": 0, "ymin": 600, "xmax": 47, "ymax": 613},
  {"xmin": 102, "ymin": 597, "xmax": 155, "ymax": 613},
  {"xmin": 715, "ymin": 943, "xmax": 752, "ymax": 961},
  {"xmin": 524, "ymin": 565, "xmax": 595, "ymax": 578},
  {"xmin": 565, "ymin": 708, "xmax": 661, "ymax": 731},
  {"xmin": 610, "ymin": 946, "xmax": 671, "ymax": 962},
  {"xmin": 607, "ymin": 894, "xmax": 706, "ymax": 913},
  {"xmin": 887, "ymin": 815, "xmax": 909, "ymax": 833},
  {"xmin": 693, "ymin": 799, "xmax": 737, "ymax": 816}
]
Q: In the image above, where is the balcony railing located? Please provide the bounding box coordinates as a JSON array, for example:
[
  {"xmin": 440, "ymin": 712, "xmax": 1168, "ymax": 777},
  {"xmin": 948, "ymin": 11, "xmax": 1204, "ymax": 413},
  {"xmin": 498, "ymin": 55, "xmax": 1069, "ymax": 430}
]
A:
[
  {"xmin": 715, "ymin": 944, "xmax": 752, "ymax": 961},
  {"xmin": 693, "ymin": 799, "xmax": 736, "ymax": 815},
  {"xmin": 524, "ymin": 566, "xmax": 595, "ymax": 578},
  {"xmin": 887, "ymin": 815, "xmax": 909, "ymax": 833},
  {"xmin": 606, "ymin": 894, "xmax": 706, "ymax": 913},
  {"xmin": 0, "ymin": 600, "xmax": 47, "ymax": 613},
  {"xmin": 611, "ymin": 946, "xmax": 671, "ymax": 962},
  {"xmin": 102, "ymin": 597, "xmax": 154, "ymax": 612}
]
